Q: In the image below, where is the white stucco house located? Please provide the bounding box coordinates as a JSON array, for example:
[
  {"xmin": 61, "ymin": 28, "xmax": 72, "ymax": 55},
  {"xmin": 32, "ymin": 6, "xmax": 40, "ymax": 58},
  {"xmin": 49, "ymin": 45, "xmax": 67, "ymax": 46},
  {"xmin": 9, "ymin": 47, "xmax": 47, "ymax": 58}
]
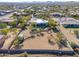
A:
[{"xmin": 28, "ymin": 18, "xmax": 48, "ymax": 28}]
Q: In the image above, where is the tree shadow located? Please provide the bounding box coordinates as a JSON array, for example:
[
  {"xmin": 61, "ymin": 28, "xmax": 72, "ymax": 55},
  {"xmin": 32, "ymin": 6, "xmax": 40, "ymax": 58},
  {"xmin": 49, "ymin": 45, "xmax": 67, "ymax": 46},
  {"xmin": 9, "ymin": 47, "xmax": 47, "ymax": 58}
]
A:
[
  {"xmin": 52, "ymin": 28, "xmax": 60, "ymax": 33},
  {"xmin": 48, "ymin": 39, "xmax": 55, "ymax": 45},
  {"xmin": 24, "ymin": 35, "xmax": 35, "ymax": 41}
]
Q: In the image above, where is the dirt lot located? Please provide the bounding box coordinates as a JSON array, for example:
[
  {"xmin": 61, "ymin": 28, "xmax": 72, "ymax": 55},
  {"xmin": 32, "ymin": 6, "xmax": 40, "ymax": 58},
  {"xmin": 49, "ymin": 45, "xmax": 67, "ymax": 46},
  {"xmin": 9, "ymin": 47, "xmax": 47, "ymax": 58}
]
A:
[{"xmin": 18, "ymin": 29, "xmax": 72, "ymax": 51}]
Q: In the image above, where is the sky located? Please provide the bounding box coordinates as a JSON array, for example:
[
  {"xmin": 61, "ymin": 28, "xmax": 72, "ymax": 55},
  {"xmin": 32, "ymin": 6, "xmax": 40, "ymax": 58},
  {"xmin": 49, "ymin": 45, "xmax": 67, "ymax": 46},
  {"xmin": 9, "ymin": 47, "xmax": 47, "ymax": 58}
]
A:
[{"xmin": 0, "ymin": 0, "xmax": 79, "ymax": 2}]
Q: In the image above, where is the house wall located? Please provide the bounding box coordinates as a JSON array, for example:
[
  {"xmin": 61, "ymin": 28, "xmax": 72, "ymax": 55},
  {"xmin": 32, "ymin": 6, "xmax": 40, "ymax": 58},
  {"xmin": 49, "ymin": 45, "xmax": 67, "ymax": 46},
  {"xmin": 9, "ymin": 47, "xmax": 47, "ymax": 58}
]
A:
[{"xmin": 36, "ymin": 23, "xmax": 48, "ymax": 28}]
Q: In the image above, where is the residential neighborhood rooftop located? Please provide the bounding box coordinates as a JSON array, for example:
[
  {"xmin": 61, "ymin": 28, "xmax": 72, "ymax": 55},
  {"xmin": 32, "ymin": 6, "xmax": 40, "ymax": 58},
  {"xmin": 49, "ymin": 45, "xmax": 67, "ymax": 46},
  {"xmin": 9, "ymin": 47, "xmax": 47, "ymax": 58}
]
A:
[
  {"xmin": 29, "ymin": 18, "xmax": 48, "ymax": 24},
  {"xmin": 60, "ymin": 18, "xmax": 79, "ymax": 24},
  {"xmin": 0, "ymin": 18, "xmax": 16, "ymax": 23}
]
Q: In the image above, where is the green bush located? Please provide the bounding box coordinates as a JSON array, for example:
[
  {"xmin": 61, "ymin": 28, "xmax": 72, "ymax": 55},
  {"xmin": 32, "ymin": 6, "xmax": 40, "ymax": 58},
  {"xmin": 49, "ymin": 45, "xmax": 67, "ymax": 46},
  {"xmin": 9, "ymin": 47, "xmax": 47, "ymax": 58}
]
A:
[
  {"xmin": 56, "ymin": 32, "xmax": 64, "ymax": 40},
  {"xmin": 36, "ymin": 28, "xmax": 43, "ymax": 33},
  {"xmin": 1, "ymin": 29, "xmax": 9, "ymax": 35},
  {"xmin": 9, "ymin": 21, "xmax": 17, "ymax": 27}
]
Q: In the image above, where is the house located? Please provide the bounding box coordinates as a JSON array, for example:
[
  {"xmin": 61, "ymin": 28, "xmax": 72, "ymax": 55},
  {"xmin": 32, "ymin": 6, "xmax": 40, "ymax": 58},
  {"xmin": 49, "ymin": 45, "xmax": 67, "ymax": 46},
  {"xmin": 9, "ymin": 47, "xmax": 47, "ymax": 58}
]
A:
[
  {"xmin": 0, "ymin": 10, "xmax": 13, "ymax": 16},
  {"xmin": 29, "ymin": 18, "xmax": 48, "ymax": 28},
  {"xmin": 60, "ymin": 17, "xmax": 79, "ymax": 28},
  {"xmin": 0, "ymin": 18, "xmax": 16, "ymax": 23},
  {"xmin": 14, "ymin": 12, "xmax": 28, "ymax": 16},
  {"xmin": 50, "ymin": 12, "xmax": 64, "ymax": 17}
]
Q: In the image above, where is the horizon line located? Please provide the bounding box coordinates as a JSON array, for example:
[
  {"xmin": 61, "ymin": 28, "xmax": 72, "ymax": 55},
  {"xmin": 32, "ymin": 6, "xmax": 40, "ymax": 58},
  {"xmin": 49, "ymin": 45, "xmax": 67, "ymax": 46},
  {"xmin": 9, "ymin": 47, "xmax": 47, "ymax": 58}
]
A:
[{"xmin": 0, "ymin": 1, "xmax": 79, "ymax": 2}]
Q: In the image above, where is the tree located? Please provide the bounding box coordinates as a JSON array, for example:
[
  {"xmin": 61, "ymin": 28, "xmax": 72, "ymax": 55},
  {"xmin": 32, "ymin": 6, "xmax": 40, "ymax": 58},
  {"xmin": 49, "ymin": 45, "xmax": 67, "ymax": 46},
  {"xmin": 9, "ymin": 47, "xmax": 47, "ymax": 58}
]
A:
[
  {"xmin": 35, "ymin": 12, "xmax": 50, "ymax": 20},
  {"xmin": 56, "ymin": 32, "xmax": 68, "ymax": 47},
  {"xmin": 24, "ymin": 9, "xmax": 34, "ymax": 15},
  {"xmin": 56, "ymin": 32, "xmax": 63, "ymax": 40},
  {"xmin": 13, "ymin": 36, "xmax": 24, "ymax": 48},
  {"xmin": 24, "ymin": 16, "xmax": 31, "ymax": 21},
  {"xmin": 48, "ymin": 19, "xmax": 58, "ymax": 29},
  {"xmin": 9, "ymin": 21, "xmax": 17, "ymax": 27},
  {"xmin": 70, "ymin": 42, "xmax": 77, "ymax": 48},
  {"xmin": 18, "ymin": 23, "xmax": 25, "ymax": 28},
  {"xmin": 11, "ymin": 13, "xmax": 19, "ymax": 19},
  {"xmin": 0, "ymin": 23, "xmax": 7, "ymax": 29},
  {"xmin": 29, "ymin": 22, "xmax": 36, "ymax": 29},
  {"xmin": 74, "ymin": 30, "xmax": 79, "ymax": 38},
  {"xmin": 1, "ymin": 29, "xmax": 9, "ymax": 35}
]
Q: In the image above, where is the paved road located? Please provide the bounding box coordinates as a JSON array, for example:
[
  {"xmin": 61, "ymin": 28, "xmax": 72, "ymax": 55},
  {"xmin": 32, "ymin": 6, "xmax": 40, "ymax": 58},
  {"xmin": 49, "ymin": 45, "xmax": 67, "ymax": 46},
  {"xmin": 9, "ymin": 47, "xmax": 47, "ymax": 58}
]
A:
[{"xmin": 0, "ymin": 49, "xmax": 75, "ymax": 55}]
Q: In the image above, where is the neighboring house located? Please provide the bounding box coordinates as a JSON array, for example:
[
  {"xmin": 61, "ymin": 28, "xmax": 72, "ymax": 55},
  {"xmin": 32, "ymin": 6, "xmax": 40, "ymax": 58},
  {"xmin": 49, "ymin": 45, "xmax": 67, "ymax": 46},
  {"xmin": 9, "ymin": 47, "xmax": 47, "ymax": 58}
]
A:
[
  {"xmin": 0, "ymin": 18, "xmax": 16, "ymax": 23},
  {"xmin": 50, "ymin": 12, "xmax": 64, "ymax": 17},
  {"xmin": 0, "ymin": 10, "xmax": 13, "ymax": 16},
  {"xmin": 60, "ymin": 17, "xmax": 79, "ymax": 28},
  {"xmin": 29, "ymin": 18, "xmax": 48, "ymax": 28},
  {"xmin": 14, "ymin": 12, "xmax": 28, "ymax": 16}
]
